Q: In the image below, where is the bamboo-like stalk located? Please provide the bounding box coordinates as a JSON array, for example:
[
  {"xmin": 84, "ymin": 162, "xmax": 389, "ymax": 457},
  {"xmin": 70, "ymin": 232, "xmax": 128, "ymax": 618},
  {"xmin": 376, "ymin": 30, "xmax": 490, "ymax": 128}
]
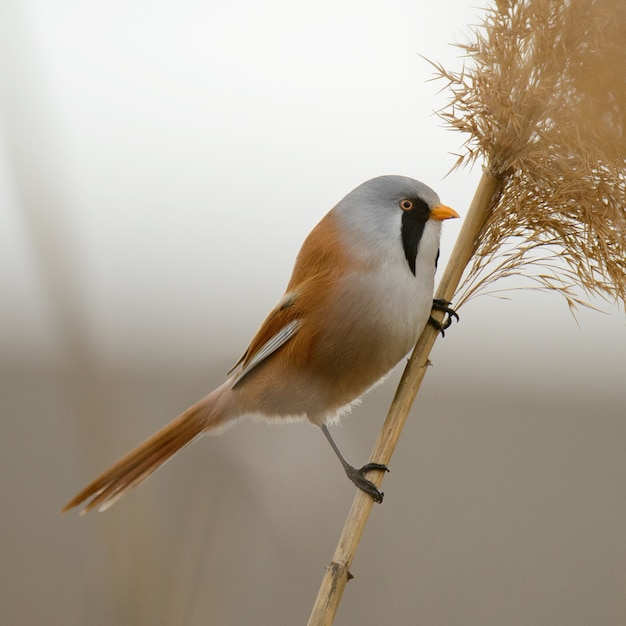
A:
[{"xmin": 307, "ymin": 169, "xmax": 504, "ymax": 626}]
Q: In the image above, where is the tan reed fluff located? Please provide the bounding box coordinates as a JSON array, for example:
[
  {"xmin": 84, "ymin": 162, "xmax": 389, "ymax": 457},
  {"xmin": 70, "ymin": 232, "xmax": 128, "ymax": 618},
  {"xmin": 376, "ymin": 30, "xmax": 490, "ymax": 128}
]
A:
[
  {"xmin": 432, "ymin": 0, "xmax": 626, "ymax": 311},
  {"xmin": 308, "ymin": 3, "xmax": 626, "ymax": 624}
]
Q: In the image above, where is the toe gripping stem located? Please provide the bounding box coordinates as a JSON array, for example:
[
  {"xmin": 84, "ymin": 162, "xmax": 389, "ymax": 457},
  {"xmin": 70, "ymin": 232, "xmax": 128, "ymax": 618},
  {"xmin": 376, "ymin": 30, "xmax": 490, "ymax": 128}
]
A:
[{"xmin": 429, "ymin": 298, "xmax": 459, "ymax": 337}]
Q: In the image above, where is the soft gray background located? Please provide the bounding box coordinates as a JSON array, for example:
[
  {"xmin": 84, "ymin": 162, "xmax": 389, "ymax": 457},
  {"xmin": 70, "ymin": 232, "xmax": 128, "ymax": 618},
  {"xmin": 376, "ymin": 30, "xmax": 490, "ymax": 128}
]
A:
[{"xmin": 1, "ymin": 1, "xmax": 625, "ymax": 625}]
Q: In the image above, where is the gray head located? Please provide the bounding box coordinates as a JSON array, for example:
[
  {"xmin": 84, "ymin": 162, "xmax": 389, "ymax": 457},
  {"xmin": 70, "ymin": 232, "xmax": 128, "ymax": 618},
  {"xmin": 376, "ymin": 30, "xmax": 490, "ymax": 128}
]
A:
[
  {"xmin": 344, "ymin": 175, "xmax": 441, "ymax": 210},
  {"xmin": 333, "ymin": 175, "xmax": 457, "ymax": 275}
]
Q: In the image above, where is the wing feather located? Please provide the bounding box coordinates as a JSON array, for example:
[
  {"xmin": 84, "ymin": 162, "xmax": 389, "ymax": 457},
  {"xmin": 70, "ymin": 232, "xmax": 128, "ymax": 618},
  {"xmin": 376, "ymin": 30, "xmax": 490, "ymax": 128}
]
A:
[
  {"xmin": 231, "ymin": 318, "xmax": 301, "ymax": 386},
  {"xmin": 227, "ymin": 211, "xmax": 352, "ymax": 387}
]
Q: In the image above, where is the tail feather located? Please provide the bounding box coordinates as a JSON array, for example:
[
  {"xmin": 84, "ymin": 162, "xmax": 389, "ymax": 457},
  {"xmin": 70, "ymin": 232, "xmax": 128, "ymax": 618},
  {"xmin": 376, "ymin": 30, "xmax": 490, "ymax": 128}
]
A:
[{"xmin": 63, "ymin": 392, "xmax": 225, "ymax": 514}]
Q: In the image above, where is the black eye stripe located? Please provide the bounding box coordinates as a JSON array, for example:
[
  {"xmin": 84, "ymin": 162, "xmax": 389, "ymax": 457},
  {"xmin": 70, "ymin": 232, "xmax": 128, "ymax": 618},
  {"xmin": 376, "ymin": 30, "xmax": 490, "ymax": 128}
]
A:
[{"xmin": 400, "ymin": 197, "xmax": 430, "ymax": 276}]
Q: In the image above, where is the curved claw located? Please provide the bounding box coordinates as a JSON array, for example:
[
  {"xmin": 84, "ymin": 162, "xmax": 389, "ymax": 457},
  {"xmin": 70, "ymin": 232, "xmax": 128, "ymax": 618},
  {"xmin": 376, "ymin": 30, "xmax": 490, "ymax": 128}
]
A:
[
  {"xmin": 429, "ymin": 298, "xmax": 459, "ymax": 337},
  {"xmin": 344, "ymin": 463, "xmax": 388, "ymax": 503}
]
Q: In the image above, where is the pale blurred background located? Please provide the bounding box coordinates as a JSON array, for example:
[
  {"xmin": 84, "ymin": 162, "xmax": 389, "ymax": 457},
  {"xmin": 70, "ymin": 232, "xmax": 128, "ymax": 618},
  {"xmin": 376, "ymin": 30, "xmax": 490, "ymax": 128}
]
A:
[{"xmin": 1, "ymin": 1, "xmax": 625, "ymax": 625}]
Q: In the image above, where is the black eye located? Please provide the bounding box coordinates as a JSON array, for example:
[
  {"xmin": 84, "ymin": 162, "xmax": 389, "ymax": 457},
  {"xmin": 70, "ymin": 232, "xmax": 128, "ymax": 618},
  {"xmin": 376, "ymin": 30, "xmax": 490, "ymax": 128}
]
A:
[{"xmin": 400, "ymin": 199, "xmax": 413, "ymax": 211}]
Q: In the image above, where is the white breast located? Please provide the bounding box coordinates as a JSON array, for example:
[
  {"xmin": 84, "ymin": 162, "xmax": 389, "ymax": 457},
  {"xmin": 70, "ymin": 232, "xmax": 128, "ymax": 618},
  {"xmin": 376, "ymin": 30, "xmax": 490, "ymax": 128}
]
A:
[{"xmin": 370, "ymin": 218, "xmax": 441, "ymax": 353}]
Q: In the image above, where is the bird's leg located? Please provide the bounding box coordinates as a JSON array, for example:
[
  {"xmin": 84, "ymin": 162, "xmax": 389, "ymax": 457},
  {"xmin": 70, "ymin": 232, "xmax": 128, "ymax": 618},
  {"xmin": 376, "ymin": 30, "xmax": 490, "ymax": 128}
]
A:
[
  {"xmin": 429, "ymin": 298, "xmax": 459, "ymax": 337},
  {"xmin": 320, "ymin": 424, "xmax": 388, "ymax": 503}
]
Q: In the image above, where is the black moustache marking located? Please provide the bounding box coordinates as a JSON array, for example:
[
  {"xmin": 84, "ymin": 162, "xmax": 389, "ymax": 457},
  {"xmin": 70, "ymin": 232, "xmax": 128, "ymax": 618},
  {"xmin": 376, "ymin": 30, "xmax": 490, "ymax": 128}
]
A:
[{"xmin": 401, "ymin": 198, "xmax": 430, "ymax": 275}]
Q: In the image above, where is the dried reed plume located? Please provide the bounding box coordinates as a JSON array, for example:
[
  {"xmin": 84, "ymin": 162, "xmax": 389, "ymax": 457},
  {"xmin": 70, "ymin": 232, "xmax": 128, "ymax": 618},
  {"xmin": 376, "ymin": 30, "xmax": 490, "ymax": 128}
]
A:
[
  {"xmin": 434, "ymin": 0, "xmax": 626, "ymax": 310},
  {"xmin": 308, "ymin": 1, "xmax": 626, "ymax": 624}
]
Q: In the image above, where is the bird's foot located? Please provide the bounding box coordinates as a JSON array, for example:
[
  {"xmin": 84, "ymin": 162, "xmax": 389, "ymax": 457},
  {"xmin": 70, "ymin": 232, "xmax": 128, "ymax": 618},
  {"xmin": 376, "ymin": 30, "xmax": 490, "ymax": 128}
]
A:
[
  {"xmin": 344, "ymin": 463, "xmax": 389, "ymax": 503},
  {"xmin": 429, "ymin": 298, "xmax": 459, "ymax": 337}
]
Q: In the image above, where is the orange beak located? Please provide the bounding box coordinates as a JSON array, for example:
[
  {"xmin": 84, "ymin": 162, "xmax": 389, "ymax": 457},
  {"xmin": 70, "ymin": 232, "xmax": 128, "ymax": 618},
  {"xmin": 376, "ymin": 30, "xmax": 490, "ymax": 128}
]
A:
[{"xmin": 429, "ymin": 204, "xmax": 460, "ymax": 221}]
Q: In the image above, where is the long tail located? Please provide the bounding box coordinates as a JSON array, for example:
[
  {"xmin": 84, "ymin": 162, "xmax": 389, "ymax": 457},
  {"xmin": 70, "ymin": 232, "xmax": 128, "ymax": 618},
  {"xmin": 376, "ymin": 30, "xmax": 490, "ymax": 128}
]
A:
[{"xmin": 63, "ymin": 387, "xmax": 231, "ymax": 514}]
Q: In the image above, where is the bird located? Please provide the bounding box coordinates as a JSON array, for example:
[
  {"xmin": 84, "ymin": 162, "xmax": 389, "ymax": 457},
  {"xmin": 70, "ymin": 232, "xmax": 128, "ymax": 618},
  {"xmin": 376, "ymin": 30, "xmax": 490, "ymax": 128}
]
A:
[{"xmin": 63, "ymin": 175, "xmax": 459, "ymax": 514}]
